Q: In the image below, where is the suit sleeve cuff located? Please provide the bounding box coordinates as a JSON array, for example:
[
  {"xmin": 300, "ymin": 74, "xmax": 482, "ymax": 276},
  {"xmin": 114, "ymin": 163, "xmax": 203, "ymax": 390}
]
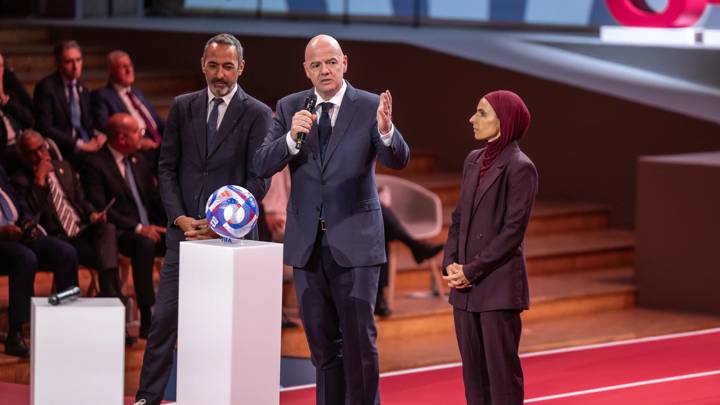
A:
[
  {"xmin": 286, "ymin": 131, "xmax": 300, "ymax": 155},
  {"xmin": 378, "ymin": 123, "xmax": 394, "ymax": 146}
]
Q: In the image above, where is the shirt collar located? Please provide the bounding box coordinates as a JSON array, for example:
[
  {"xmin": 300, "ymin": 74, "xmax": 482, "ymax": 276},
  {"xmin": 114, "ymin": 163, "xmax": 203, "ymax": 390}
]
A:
[
  {"xmin": 107, "ymin": 144, "xmax": 126, "ymax": 165},
  {"xmin": 113, "ymin": 82, "xmax": 131, "ymax": 95},
  {"xmin": 314, "ymin": 79, "xmax": 346, "ymax": 108},
  {"xmin": 207, "ymin": 83, "xmax": 238, "ymax": 107}
]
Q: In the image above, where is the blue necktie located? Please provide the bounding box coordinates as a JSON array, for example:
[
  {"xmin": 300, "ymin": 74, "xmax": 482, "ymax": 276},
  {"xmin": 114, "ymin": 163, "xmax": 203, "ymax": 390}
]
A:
[
  {"xmin": 67, "ymin": 82, "xmax": 89, "ymax": 141},
  {"xmin": 206, "ymin": 97, "xmax": 224, "ymax": 152},
  {"xmin": 124, "ymin": 157, "xmax": 149, "ymax": 226},
  {"xmin": 318, "ymin": 102, "xmax": 333, "ymax": 162}
]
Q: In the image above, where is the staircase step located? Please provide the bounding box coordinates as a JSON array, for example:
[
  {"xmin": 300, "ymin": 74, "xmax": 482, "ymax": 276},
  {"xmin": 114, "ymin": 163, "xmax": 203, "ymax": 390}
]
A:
[
  {"xmin": 525, "ymin": 229, "xmax": 635, "ymax": 274},
  {"xmin": 391, "ymin": 229, "xmax": 634, "ymax": 281},
  {"xmin": 0, "ymin": 27, "xmax": 50, "ymax": 45},
  {"xmin": 2, "ymin": 44, "xmax": 109, "ymax": 74},
  {"xmin": 19, "ymin": 70, "xmax": 201, "ymax": 97},
  {"xmin": 283, "ymin": 267, "xmax": 637, "ymax": 360}
]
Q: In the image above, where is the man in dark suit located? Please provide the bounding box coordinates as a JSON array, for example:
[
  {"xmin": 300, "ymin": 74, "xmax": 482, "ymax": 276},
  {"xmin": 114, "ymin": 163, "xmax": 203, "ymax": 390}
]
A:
[
  {"xmin": 91, "ymin": 50, "xmax": 164, "ymax": 167},
  {"xmin": 81, "ymin": 113, "xmax": 166, "ymax": 338},
  {"xmin": 1, "ymin": 52, "xmax": 35, "ymax": 170},
  {"xmin": 254, "ymin": 35, "xmax": 409, "ymax": 405},
  {"xmin": 33, "ymin": 40, "xmax": 106, "ymax": 160},
  {"xmin": 134, "ymin": 33, "xmax": 271, "ymax": 405},
  {"xmin": 13, "ymin": 130, "xmax": 121, "ymax": 299},
  {"xmin": 0, "ymin": 165, "xmax": 78, "ymax": 357}
]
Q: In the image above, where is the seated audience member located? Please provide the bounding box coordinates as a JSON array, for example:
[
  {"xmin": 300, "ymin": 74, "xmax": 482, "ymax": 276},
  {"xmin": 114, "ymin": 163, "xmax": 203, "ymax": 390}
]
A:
[
  {"xmin": 377, "ymin": 196, "xmax": 443, "ymax": 316},
  {"xmin": 33, "ymin": 40, "xmax": 105, "ymax": 161},
  {"xmin": 12, "ymin": 130, "xmax": 122, "ymax": 300},
  {"xmin": 0, "ymin": 165, "xmax": 78, "ymax": 357},
  {"xmin": 259, "ymin": 166, "xmax": 442, "ymax": 318},
  {"xmin": 91, "ymin": 50, "xmax": 164, "ymax": 168},
  {"xmin": 0, "ymin": 52, "xmax": 35, "ymax": 170},
  {"xmin": 81, "ymin": 113, "xmax": 166, "ymax": 338}
]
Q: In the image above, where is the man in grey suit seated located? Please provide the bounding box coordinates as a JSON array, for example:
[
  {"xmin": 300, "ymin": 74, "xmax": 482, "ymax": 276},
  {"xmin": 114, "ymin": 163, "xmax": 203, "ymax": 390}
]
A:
[{"xmin": 255, "ymin": 34, "xmax": 410, "ymax": 405}]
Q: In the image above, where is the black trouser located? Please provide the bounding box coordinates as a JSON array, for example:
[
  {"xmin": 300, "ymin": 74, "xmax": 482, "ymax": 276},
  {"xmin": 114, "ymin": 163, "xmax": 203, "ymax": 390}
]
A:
[
  {"xmin": 295, "ymin": 230, "xmax": 381, "ymax": 405},
  {"xmin": 0, "ymin": 235, "xmax": 78, "ymax": 327},
  {"xmin": 135, "ymin": 243, "xmax": 178, "ymax": 405},
  {"xmin": 380, "ymin": 204, "xmax": 417, "ymax": 289},
  {"xmin": 66, "ymin": 222, "xmax": 119, "ymax": 297},
  {"xmin": 454, "ymin": 308, "xmax": 524, "ymax": 405},
  {"xmin": 117, "ymin": 229, "xmax": 165, "ymax": 308}
]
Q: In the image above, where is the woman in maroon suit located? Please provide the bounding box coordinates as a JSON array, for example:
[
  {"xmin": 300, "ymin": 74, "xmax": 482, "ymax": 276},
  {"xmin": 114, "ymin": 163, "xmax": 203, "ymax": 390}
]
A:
[{"xmin": 442, "ymin": 90, "xmax": 537, "ymax": 405}]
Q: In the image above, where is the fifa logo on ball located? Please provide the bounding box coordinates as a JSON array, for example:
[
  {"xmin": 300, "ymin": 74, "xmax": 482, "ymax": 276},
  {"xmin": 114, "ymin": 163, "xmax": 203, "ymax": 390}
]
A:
[{"xmin": 205, "ymin": 185, "xmax": 259, "ymax": 240}]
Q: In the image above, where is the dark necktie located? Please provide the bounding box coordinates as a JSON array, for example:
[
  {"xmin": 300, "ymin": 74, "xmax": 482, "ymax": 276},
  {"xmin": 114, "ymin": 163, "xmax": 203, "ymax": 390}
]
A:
[
  {"xmin": 207, "ymin": 97, "xmax": 224, "ymax": 153},
  {"xmin": 126, "ymin": 90, "xmax": 162, "ymax": 144},
  {"xmin": 47, "ymin": 172, "xmax": 80, "ymax": 237},
  {"xmin": 67, "ymin": 82, "xmax": 89, "ymax": 141},
  {"xmin": 318, "ymin": 102, "xmax": 333, "ymax": 162},
  {"xmin": 124, "ymin": 157, "xmax": 149, "ymax": 226}
]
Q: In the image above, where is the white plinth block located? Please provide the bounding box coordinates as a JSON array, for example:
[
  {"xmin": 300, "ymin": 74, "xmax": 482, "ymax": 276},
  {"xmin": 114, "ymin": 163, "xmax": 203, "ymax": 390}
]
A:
[
  {"xmin": 31, "ymin": 298, "xmax": 125, "ymax": 405},
  {"xmin": 178, "ymin": 239, "xmax": 283, "ymax": 405}
]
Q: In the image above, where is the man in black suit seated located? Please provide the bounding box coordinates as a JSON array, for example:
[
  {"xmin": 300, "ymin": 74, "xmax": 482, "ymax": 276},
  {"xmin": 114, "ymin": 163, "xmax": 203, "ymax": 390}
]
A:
[
  {"xmin": 33, "ymin": 40, "xmax": 106, "ymax": 161},
  {"xmin": 0, "ymin": 164, "xmax": 78, "ymax": 357},
  {"xmin": 91, "ymin": 50, "xmax": 164, "ymax": 168},
  {"xmin": 81, "ymin": 113, "xmax": 167, "ymax": 338},
  {"xmin": 0, "ymin": 52, "xmax": 35, "ymax": 170},
  {"xmin": 12, "ymin": 130, "xmax": 122, "ymax": 300}
]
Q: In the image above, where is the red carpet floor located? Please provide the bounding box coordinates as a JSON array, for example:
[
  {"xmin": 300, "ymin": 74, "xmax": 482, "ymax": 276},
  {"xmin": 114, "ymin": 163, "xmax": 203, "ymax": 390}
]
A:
[
  {"xmin": 281, "ymin": 328, "xmax": 720, "ymax": 404},
  {"xmin": 2, "ymin": 328, "xmax": 719, "ymax": 404}
]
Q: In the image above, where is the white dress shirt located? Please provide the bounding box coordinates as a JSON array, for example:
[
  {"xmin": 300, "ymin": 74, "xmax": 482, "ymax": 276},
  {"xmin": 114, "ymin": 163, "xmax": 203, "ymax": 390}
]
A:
[
  {"xmin": 286, "ymin": 80, "xmax": 394, "ymax": 155},
  {"xmin": 206, "ymin": 84, "xmax": 238, "ymax": 129}
]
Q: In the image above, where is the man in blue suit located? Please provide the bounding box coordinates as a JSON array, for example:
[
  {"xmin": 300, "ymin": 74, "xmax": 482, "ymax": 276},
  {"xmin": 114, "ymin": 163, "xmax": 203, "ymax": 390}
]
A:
[
  {"xmin": 91, "ymin": 50, "xmax": 164, "ymax": 167},
  {"xmin": 134, "ymin": 33, "xmax": 271, "ymax": 405},
  {"xmin": 33, "ymin": 40, "xmax": 105, "ymax": 161},
  {"xmin": 255, "ymin": 34, "xmax": 410, "ymax": 405}
]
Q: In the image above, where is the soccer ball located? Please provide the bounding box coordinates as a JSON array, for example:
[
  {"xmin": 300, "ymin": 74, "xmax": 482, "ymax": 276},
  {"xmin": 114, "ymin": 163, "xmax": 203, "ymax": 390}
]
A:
[{"xmin": 205, "ymin": 185, "xmax": 258, "ymax": 240}]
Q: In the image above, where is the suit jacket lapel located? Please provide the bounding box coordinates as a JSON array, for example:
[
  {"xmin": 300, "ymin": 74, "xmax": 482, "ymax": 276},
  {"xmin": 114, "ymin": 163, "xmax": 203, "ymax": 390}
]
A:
[
  {"xmin": 52, "ymin": 73, "xmax": 71, "ymax": 124},
  {"xmin": 107, "ymin": 83, "xmax": 129, "ymax": 114},
  {"xmin": 101, "ymin": 147, "xmax": 133, "ymax": 199},
  {"xmin": 459, "ymin": 155, "xmax": 481, "ymax": 248},
  {"xmin": 321, "ymin": 84, "xmax": 357, "ymax": 173},
  {"xmin": 471, "ymin": 142, "xmax": 519, "ymax": 215},
  {"xmin": 208, "ymin": 87, "xmax": 248, "ymax": 159},
  {"xmin": 190, "ymin": 91, "xmax": 208, "ymax": 161}
]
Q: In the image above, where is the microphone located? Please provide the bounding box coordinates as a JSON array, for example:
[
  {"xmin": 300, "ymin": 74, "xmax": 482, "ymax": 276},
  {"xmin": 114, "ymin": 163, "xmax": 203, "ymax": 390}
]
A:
[
  {"xmin": 48, "ymin": 286, "xmax": 81, "ymax": 306},
  {"xmin": 295, "ymin": 93, "xmax": 317, "ymax": 150}
]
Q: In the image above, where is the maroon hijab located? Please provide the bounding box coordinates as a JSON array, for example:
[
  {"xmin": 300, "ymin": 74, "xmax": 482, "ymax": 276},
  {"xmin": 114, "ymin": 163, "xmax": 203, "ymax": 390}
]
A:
[{"xmin": 478, "ymin": 90, "xmax": 531, "ymax": 178}]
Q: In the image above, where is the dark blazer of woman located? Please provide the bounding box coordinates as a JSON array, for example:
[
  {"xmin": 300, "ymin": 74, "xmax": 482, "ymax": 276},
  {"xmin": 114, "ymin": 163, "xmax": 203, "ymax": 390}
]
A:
[{"xmin": 443, "ymin": 140, "xmax": 537, "ymax": 312}]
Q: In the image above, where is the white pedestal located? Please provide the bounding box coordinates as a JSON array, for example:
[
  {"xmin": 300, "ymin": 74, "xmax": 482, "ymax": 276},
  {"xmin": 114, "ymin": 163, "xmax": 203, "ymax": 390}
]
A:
[
  {"xmin": 31, "ymin": 298, "xmax": 125, "ymax": 405},
  {"xmin": 177, "ymin": 239, "xmax": 283, "ymax": 405}
]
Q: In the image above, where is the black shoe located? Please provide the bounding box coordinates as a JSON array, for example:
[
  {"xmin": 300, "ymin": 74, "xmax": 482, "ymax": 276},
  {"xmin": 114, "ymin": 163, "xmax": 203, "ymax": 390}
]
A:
[
  {"xmin": 411, "ymin": 242, "xmax": 444, "ymax": 264},
  {"xmin": 4, "ymin": 330, "xmax": 29, "ymax": 358},
  {"xmin": 282, "ymin": 312, "xmax": 299, "ymax": 329},
  {"xmin": 374, "ymin": 292, "xmax": 392, "ymax": 317}
]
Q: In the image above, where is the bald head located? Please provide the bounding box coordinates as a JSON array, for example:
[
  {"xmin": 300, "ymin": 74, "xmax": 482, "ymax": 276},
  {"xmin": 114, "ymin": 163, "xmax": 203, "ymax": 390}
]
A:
[
  {"xmin": 305, "ymin": 35, "xmax": 343, "ymax": 61},
  {"xmin": 107, "ymin": 113, "xmax": 141, "ymax": 154},
  {"xmin": 303, "ymin": 35, "xmax": 348, "ymax": 100}
]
